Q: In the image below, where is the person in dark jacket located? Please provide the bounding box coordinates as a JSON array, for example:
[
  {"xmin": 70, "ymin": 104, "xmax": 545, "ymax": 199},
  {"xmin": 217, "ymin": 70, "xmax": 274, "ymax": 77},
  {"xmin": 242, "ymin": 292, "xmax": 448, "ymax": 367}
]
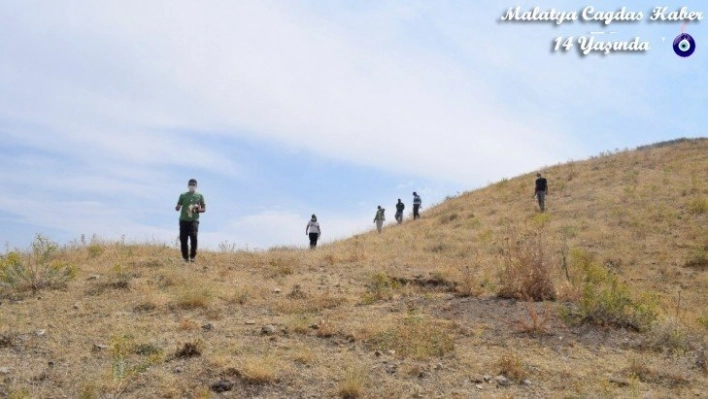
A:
[
  {"xmin": 395, "ymin": 199, "xmax": 405, "ymax": 224},
  {"xmin": 534, "ymin": 173, "xmax": 548, "ymax": 212}
]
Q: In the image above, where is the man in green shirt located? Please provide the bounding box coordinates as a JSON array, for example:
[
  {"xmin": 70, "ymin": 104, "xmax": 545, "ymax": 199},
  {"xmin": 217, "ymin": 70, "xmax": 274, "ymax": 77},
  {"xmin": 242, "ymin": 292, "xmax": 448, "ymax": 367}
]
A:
[{"xmin": 175, "ymin": 179, "xmax": 206, "ymax": 262}]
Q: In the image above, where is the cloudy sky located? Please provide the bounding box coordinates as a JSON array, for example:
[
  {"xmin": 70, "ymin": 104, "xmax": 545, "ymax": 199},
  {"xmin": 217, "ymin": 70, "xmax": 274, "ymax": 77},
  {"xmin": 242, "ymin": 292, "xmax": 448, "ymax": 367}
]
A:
[{"xmin": 0, "ymin": 1, "xmax": 705, "ymax": 250}]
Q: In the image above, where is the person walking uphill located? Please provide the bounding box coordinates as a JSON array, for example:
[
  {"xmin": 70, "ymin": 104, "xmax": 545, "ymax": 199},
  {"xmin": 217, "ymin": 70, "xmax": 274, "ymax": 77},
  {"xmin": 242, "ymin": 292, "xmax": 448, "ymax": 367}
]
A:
[
  {"xmin": 175, "ymin": 179, "xmax": 206, "ymax": 262},
  {"xmin": 373, "ymin": 206, "xmax": 386, "ymax": 233},
  {"xmin": 412, "ymin": 192, "xmax": 422, "ymax": 219},
  {"xmin": 534, "ymin": 173, "xmax": 548, "ymax": 212},
  {"xmin": 395, "ymin": 199, "xmax": 405, "ymax": 224},
  {"xmin": 305, "ymin": 214, "xmax": 321, "ymax": 249}
]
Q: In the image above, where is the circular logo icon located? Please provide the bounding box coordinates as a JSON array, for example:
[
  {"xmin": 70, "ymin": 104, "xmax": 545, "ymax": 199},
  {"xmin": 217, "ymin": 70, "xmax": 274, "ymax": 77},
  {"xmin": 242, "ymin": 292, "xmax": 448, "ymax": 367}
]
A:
[{"xmin": 673, "ymin": 33, "xmax": 696, "ymax": 57}]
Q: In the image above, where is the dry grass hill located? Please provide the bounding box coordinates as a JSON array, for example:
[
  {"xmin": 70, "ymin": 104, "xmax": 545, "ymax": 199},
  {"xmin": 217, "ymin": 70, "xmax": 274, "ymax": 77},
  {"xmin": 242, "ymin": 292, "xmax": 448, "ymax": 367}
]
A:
[{"xmin": 1, "ymin": 138, "xmax": 707, "ymax": 398}]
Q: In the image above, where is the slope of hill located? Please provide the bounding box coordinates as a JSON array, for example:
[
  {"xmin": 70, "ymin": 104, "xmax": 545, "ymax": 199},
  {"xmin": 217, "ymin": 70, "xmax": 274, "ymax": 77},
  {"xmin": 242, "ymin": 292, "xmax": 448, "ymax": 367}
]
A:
[{"xmin": 1, "ymin": 138, "xmax": 706, "ymax": 398}]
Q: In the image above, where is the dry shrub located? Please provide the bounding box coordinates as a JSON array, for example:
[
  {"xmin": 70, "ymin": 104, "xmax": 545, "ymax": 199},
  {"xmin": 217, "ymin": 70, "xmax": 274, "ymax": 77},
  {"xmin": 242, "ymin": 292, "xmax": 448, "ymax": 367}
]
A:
[
  {"xmin": 174, "ymin": 340, "xmax": 204, "ymax": 358},
  {"xmin": 454, "ymin": 265, "xmax": 482, "ymax": 297},
  {"xmin": 496, "ymin": 350, "xmax": 526, "ymax": 382},
  {"xmin": 497, "ymin": 225, "xmax": 555, "ymax": 301},
  {"xmin": 515, "ymin": 301, "xmax": 553, "ymax": 336}
]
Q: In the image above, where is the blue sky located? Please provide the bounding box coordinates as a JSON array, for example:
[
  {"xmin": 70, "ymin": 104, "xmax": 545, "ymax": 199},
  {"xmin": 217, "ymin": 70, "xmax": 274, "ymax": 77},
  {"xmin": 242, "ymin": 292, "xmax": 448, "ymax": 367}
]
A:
[{"xmin": 0, "ymin": 1, "xmax": 705, "ymax": 250}]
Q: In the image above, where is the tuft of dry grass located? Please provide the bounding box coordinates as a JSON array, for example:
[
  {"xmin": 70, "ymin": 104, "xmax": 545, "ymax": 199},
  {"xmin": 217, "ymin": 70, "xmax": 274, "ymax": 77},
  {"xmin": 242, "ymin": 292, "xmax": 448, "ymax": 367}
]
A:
[
  {"xmin": 496, "ymin": 350, "xmax": 527, "ymax": 382},
  {"xmin": 238, "ymin": 356, "xmax": 278, "ymax": 384},
  {"xmin": 174, "ymin": 287, "xmax": 212, "ymax": 309},
  {"xmin": 337, "ymin": 366, "xmax": 367, "ymax": 398}
]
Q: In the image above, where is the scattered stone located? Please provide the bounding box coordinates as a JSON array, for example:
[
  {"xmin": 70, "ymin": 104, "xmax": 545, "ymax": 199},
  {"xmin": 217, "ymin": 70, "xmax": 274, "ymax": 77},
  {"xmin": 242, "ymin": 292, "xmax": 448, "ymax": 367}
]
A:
[
  {"xmin": 245, "ymin": 320, "xmax": 256, "ymax": 325},
  {"xmin": 476, "ymin": 384, "xmax": 483, "ymax": 390},
  {"xmin": 92, "ymin": 344, "xmax": 109, "ymax": 352},
  {"xmin": 309, "ymin": 324, "xmax": 320, "ymax": 330},
  {"xmin": 73, "ymin": 304, "xmax": 80, "ymax": 310},
  {"xmin": 210, "ymin": 380, "xmax": 234, "ymax": 393},
  {"xmin": 434, "ymin": 363, "xmax": 443, "ymax": 370},
  {"xmin": 522, "ymin": 379, "xmax": 532, "ymax": 386},
  {"xmin": 483, "ymin": 375, "xmax": 492, "ymax": 382},
  {"xmin": 202, "ymin": 323, "xmax": 213, "ymax": 331},
  {"xmin": 273, "ymin": 288, "xmax": 281, "ymax": 294},
  {"xmin": 0, "ymin": 367, "xmax": 10, "ymax": 374},
  {"xmin": 35, "ymin": 330, "xmax": 46, "ymax": 336},
  {"xmin": 87, "ymin": 274, "xmax": 100, "ymax": 280},
  {"xmin": 495, "ymin": 375, "xmax": 511, "ymax": 387},
  {"xmin": 261, "ymin": 325, "xmax": 276, "ymax": 335},
  {"xmin": 47, "ymin": 361, "xmax": 55, "ymax": 367},
  {"xmin": 386, "ymin": 350, "xmax": 395, "ymax": 356}
]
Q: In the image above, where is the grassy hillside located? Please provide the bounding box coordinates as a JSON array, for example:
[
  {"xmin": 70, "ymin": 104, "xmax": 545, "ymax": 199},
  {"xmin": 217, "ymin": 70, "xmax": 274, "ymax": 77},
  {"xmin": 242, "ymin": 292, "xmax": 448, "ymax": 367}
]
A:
[{"xmin": 1, "ymin": 138, "xmax": 707, "ymax": 398}]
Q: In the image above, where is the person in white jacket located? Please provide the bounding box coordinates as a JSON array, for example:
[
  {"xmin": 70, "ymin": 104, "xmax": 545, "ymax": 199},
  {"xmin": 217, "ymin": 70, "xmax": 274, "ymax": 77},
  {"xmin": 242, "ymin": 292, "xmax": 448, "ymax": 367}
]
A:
[{"xmin": 305, "ymin": 214, "xmax": 321, "ymax": 249}]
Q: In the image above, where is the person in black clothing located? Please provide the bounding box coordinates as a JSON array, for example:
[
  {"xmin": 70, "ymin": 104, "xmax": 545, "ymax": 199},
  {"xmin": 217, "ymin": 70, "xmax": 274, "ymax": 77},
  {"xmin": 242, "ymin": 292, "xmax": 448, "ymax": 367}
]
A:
[
  {"xmin": 534, "ymin": 173, "xmax": 548, "ymax": 212},
  {"xmin": 394, "ymin": 199, "xmax": 405, "ymax": 224}
]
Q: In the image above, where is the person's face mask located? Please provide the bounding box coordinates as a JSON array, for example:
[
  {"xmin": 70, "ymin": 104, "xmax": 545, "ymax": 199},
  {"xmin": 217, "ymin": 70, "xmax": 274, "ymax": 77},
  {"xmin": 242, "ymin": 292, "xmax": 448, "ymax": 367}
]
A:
[{"xmin": 188, "ymin": 185, "xmax": 196, "ymax": 192}]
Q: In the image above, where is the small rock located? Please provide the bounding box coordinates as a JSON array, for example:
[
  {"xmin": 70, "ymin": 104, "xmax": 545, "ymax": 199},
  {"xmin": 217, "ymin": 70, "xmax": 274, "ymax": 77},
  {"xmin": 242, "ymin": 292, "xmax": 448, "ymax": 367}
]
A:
[
  {"xmin": 35, "ymin": 329, "xmax": 46, "ymax": 336},
  {"xmin": 476, "ymin": 384, "xmax": 483, "ymax": 389},
  {"xmin": 202, "ymin": 323, "xmax": 213, "ymax": 331},
  {"xmin": 210, "ymin": 380, "xmax": 234, "ymax": 392},
  {"xmin": 0, "ymin": 367, "xmax": 10, "ymax": 374},
  {"xmin": 87, "ymin": 274, "xmax": 100, "ymax": 280},
  {"xmin": 386, "ymin": 350, "xmax": 395, "ymax": 356},
  {"xmin": 309, "ymin": 324, "xmax": 320, "ymax": 330},
  {"xmin": 495, "ymin": 375, "xmax": 510, "ymax": 386},
  {"xmin": 483, "ymin": 375, "xmax": 492, "ymax": 382},
  {"xmin": 261, "ymin": 325, "xmax": 276, "ymax": 335},
  {"xmin": 522, "ymin": 379, "xmax": 532, "ymax": 386},
  {"xmin": 47, "ymin": 361, "xmax": 55, "ymax": 367},
  {"xmin": 434, "ymin": 363, "xmax": 443, "ymax": 370},
  {"xmin": 245, "ymin": 320, "xmax": 256, "ymax": 325},
  {"xmin": 273, "ymin": 288, "xmax": 281, "ymax": 293},
  {"xmin": 92, "ymin": 344, "xmax": 109, "ymax": 352},
  {"xmin": 73, "ymin": 304, "xmax": 80, "ymax": 310}
]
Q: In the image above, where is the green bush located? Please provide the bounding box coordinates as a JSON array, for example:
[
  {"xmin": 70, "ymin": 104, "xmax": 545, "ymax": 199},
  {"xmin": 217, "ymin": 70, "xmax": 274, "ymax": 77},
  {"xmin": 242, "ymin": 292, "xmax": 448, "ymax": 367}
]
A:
[
  {"xmin": 0, "ymin": 234, "xmax": 77, "ymax": 292},
  {"xmin": 562, "ymin": 249, "xmax": 657, "ymax": 332}
]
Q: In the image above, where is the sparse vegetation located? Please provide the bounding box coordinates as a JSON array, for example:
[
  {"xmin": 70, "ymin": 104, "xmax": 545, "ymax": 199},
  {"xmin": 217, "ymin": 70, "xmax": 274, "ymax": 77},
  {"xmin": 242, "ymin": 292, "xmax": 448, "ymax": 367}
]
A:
[
  {"xmin": 1, "ymin": 139, "xmax": 707, "ymax": 397},
  {"xmin": 562, "ymin": 249, "xmax": 658, "ymax": 331},
  {"xmin": 0, "ymin": 234, "xmax": 77, "ymax": 292}
]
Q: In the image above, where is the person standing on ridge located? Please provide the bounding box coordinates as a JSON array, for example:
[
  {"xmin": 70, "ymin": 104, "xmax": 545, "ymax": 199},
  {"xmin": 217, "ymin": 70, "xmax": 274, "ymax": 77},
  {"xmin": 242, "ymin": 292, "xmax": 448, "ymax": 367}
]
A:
[
  {"xmin": 395, "ymin": 199, "xmax": 405, "ymax": 224},
  {"xmin": 175, "ymin": 178, "xmax": 206, "ymax": 262},
  {"xmin": 305, "ymin": 214, "xmax": 321, "ymax": 249},
  {"xmin": 373, "ymin": 205, "xmax": 386, "ymax": 233},
  {"xmin": 534, "ymin": 173, "xmax": 548, "ymax": 212},
  {"xmin": 412, "ymin": 192, "xmax": 422, "ymax": 219}
]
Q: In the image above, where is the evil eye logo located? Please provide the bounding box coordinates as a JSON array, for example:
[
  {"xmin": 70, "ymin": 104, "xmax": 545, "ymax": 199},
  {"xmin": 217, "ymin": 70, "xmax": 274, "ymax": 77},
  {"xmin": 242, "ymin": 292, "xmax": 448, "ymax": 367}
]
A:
[{"xmin": 673, "ymin": 33, "xmax": 696, "ymax": 57}]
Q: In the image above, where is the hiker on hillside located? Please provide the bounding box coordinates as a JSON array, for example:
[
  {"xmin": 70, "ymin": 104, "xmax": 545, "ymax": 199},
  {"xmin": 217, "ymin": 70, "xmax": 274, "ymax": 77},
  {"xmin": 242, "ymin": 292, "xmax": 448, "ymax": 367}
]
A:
[
  {"xmin": 305, "ymin": 214, "xmax": 321, "ymax": 249},
  {"xmin": 412, "ymin": 192, "xmax": 422, "ymax": 219},
  {"xmin": 395, "ymin": 199, "xmax": 405, "ymax": 224},
  {"xmin": 534, "ymin": 173, "xmax": 548, "ymax": 212},
  {"xmin": 373, "ymin": 206, "xmax": 386, "ymax": 233},
  {"xmin": 175, "ymin": 178, "xmax": 206, "ymax": 263}
]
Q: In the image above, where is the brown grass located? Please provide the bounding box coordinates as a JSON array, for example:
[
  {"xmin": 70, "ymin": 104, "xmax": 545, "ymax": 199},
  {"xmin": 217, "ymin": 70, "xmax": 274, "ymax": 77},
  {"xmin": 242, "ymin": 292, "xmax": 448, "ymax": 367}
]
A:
[{"xmin": 1, "ymin": 138, "xmax": 707, "ymax": 397}]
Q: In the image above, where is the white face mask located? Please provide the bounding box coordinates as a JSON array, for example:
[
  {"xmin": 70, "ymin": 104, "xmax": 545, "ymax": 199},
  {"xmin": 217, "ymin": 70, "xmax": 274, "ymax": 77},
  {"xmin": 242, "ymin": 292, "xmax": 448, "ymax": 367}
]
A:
[{"xmin": 188, "ymin": 185, "xmax": 196, "ymax": 192}]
